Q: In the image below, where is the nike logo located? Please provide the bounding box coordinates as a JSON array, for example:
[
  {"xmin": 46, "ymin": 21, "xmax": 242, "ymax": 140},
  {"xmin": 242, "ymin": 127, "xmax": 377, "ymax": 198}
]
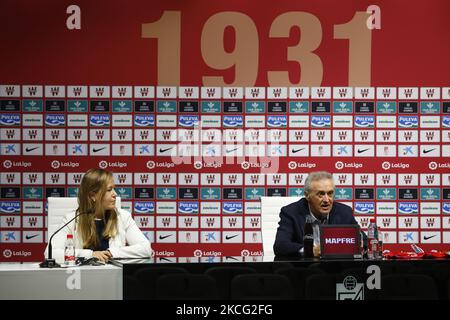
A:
[
  {"xmin": 423, "ymin": 149, "xmax": 435, "ymax": 154},
  {"xmin": 423, "ymin": 235, "xmax": 436, "ymax": 240},
  {"xmin": 292, "ymin": 148, "xmax": 305, "ymax": 153},
  {"xmin": 159, "ymin": 147, "xmax": 173, "ymax": 153},
  {"xmin": 159, "ymin": 257, "xmax": 172, "ymax": 262},
  {"xmin": 225, "ymin": 256, "xmax": 239, "ymax": 261},
  {"xmin": 159, "ymin": 234, "xmax": 172, "ymax": 240},
  {"xmin": 93, "ymin": 147, "xmax": 106, "ymax": 153},
  {"xmin": 225, "ymin": 235, "xmax": 239, "ymax": 240},
  {"xmin": 226, "ymin": 148, "xmax": 238, "ymax": 153},
  {"xmin": 25, "ymin": 234, "xmax": 39, "ymax": 240},
  {"xmin": 357, "ymin": 148, "xmax": 370, "ymax": 154},
  {"xmin": 25, "ymin": 147, "xmax": 39, "ymax": 152}
]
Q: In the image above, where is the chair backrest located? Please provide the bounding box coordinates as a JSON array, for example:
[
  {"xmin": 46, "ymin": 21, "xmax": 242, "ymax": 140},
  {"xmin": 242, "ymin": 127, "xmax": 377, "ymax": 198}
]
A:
[
  {"xmin": 204, "ymin": 266, "xmax": 257, "ymax": 299},
  {"xmin": 380, "ymin": 274, "xmax": 438, "ymax": 300},
  {"xmin": 260, "ymin": 196, "xmax": 301, "ymax": 257},
  {"xmin": 155, "ymin": 274, "xmax": 219, "ymax": 300},
  {"xmin": 134, "ymin": 267, "xmax": 188, "ymax": 299},
  {"xmin": 47, "ymin": 197, "xmax": 121, "ymax": 241},
  {"xmin": 231, "ymin": 274, "xmax": 294, "ymax": 300}
]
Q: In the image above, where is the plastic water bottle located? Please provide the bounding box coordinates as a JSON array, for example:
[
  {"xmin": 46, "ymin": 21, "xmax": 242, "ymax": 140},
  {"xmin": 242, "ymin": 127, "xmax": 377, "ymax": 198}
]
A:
[
  {"xmin": 64, "ymin": 234, "xmax": 76, "ymax": 266},
  {"xmin": 377, "ymin": 229, "xmax": 384, "ymax": 259},
  {"xmin": 367, "ymin": 218, "xmax": 378, "ymax": 259},
  {"xmin": 303, "ymin": 215, "xmax": 314, "ymax": 258}
]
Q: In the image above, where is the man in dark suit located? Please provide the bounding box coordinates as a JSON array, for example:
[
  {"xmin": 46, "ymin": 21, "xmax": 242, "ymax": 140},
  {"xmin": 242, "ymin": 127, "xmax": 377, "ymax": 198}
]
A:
[{"xmin": 274, "ymin": 171, "xmax": 362, "ymax": 257}]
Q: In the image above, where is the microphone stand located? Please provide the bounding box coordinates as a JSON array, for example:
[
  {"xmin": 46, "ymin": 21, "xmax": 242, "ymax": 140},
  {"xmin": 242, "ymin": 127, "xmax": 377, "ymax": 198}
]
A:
[{"xmin": 39, "ymin": 210, "xmax": 91, "ymax": 268}]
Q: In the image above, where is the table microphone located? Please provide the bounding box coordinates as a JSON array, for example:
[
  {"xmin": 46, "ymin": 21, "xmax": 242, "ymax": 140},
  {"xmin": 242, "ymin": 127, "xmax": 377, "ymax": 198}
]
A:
[{"xmin": 39, "ymin": 208, "xmax": 93, "ymax": 268}]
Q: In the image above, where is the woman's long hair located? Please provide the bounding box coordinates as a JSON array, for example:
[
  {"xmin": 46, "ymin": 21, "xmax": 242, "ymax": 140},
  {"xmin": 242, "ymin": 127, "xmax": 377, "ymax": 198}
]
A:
[{"xmin": 76, "ymin": 168, "xmax": 118, "ymax": 250}]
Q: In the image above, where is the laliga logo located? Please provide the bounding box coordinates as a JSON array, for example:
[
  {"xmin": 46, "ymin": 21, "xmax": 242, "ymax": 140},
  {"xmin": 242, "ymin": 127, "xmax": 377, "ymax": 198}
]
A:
[
  {"xmin": 3, "ymin": 249, "xmax": 12, "ymax": 258},
  {"xmin": 51, "ymin": 160, "xmax": 60, "ymax": 169},
  {"xmin": 429, "ymin": 162, "xmax": 437, "ymax": 170},
  {"xmin": 241, "ymin": 161, "xmax": 250, "ymax": 170},
  {"xmin": 194, "ymin": 161, "xmax": 203, "ymax": 170},
  {"xmin": 382, "ymin": 162, "xmax": 391, "ymax": 170},
  {"xmin": 146, "ymin": 161, "xmax": 155, "ymax": 169},
  {"xmin": 241, "ymin": 249, "xmax": 250, "ymax": 257},
  {"xmin": 288, "ymin": 161, "xmax": 297, "ymax": 170},
  {"xmin": 3, "ymin": 160, "xmax": 12, "ymax": 169},
  {"xmin": 99, "ymin": 160, "xmax": 108, "ymax": 169},
  {"xmin": 193, "ymin": 249, "xmax": 203, "ymax": 257},
  {"xmin": 335, "ymin": 161, "xmax": 344, "ymax": 170}
]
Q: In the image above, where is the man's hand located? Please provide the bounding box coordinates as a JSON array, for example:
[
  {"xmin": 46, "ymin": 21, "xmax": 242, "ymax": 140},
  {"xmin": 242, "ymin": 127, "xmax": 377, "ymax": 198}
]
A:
[
  {"xmin": 92, "ymin": 250, "xmax": 112, "ymax": 262},
  {"xmin": 313, "ymin": 244, "xmax": 321, "ymax": 257}
]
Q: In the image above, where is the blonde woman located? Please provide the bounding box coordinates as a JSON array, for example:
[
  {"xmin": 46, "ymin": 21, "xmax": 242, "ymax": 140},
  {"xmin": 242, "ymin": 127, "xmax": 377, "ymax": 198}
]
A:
[{"xmin": 46, "ymin": 168, "xmax": 152, "ymax": 263}]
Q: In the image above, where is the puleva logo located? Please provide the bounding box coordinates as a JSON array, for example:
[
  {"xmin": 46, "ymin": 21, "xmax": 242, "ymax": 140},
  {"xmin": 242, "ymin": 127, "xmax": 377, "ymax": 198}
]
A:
[
  {"xmin": 354, "ymin": 203, "xmax": 375, "ymax": 214},
  {"xmin": 398, "ymin": 116, "xmax": 418, "ymax": 128},
  {"xmin": 443, "ymin": 203, "xmax": 450, "ymax": 214},
  {"xmin": 399, "ymin": 203, "xmax": 419, "ymax": 214},
  {"xmin": 90, "ymin": 115, "xmax": 110, "ymax": 126},
  {"xmin": 179, "ymin": 202, "xmax": 199, "ymax": 214},
  {"xmin": 179, "ymin": 116, "xmax": 199, "ymax": 127},
  {"xmin": 223, "ymin": 116, "xmax": 243, "ymax": 127},
  {"xmin": 311, "ymin": 116, "xmax": 331, "ymax": 127},
  {"xmin": 0, "ymin": 201, "xmax": 20, "ymax": 213},
  {"xmin": 0, "ymin": 114, "xmax": 20, "ymax": 126},
  {"xmin": 134, "ymin": 202, "xmax": 155, "ymax": 214},
  {"xmin": 223, "ymin": 203, "xmax": 243, "ymax": 214},
  {"xmin": 267, "ymin": 116, "xmax": 287, "ymax": 128},
  {"xmin": 355, "ymin": 116, "xmax": 375, "ymax": 128},
  {"xmin": 45, "ymin": 115, "xmax": 65, "ymax": 126},
  {"xmin": 442, "ymin": 116, "xmax": 450, "ymax": 128},
  {"xmin": 134, "ymin": 115, "xmax": 154, "ymax": 127}
]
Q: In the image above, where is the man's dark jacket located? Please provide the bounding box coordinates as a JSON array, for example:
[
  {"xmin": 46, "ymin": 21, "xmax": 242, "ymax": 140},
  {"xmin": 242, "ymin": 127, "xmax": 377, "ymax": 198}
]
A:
[{"xmin": 273, "ymin": 198, "xmax": 360, "ymax": 256}]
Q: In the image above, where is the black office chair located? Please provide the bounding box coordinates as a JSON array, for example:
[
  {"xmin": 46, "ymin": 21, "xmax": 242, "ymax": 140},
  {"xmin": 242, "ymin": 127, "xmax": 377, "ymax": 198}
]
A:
[
  {"xmin": 155, "ymin": 274, "xmax": 219, "ymax": 300},
  {"xmin": 304, "ymin": 274, "xmax": 336, "ymax": 300},
  {"xmin": 134, "ymin": 266, "xmax": 188, "ymax": 299},
  {"xmin": 204, "ymin": 266, "xmax": 256, "ymax": 299},
  {"xmin": 275, "ymin": 267, "xmax": 325, "ymax": 299},
  {"xmin": 231, "ymin": 274, "xmax": 294, "ymax": 300},
  {"xmin": 380, "ymin": 274, "xmax": 438, "ymax": 300}
]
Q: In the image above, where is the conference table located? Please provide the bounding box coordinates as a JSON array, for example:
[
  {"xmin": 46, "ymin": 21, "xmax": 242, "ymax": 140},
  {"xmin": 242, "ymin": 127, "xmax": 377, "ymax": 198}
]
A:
[
  {"xmin": 1, "ymin": 256, "xmax": 449, "ymax": 299},
  {"xmin": 111, "ymin": 255, "xmax": 450, "ymax": 300},
  {"xmin": 0, "ymin": 263, "xmax": 122, "ymax": 300}
]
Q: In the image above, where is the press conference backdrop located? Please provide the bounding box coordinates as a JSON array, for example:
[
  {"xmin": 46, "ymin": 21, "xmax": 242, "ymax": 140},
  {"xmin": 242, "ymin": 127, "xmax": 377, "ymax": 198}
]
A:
[{"xmin": 1, "ymin": 0, "xmax": 450, "ymax": 262}]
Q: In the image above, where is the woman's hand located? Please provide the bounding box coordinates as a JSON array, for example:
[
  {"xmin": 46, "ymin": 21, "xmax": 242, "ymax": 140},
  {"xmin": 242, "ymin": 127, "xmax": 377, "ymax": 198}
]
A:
[{"xmin": 92, "ymin": 250, "xmax": 112, "ymax": 262}]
